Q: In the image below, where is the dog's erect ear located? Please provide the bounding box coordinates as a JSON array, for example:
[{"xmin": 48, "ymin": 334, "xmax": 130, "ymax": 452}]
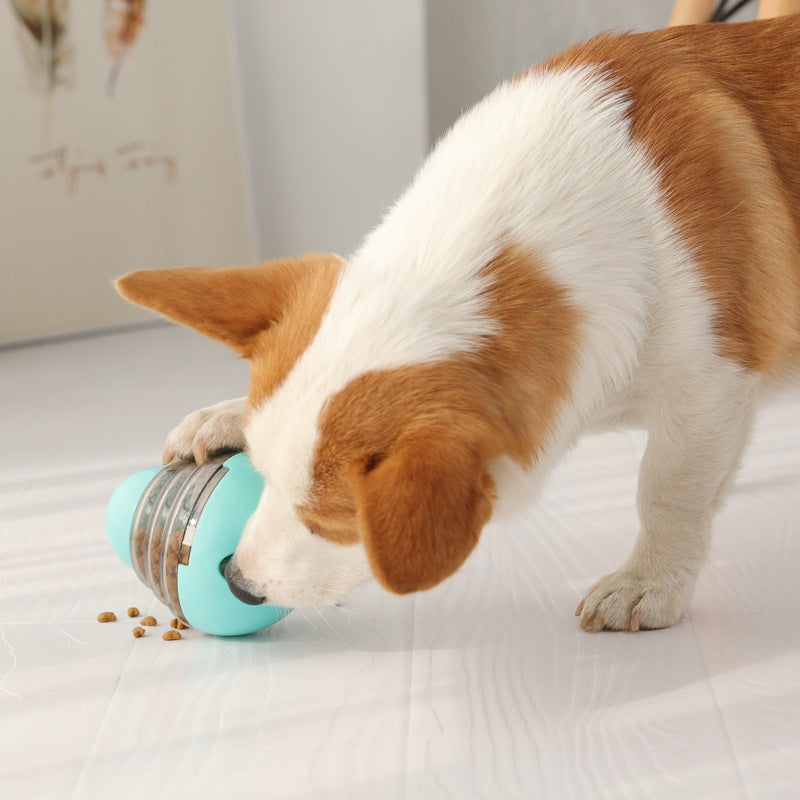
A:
[
  {"xmin": 350, "ymin": 425, "xmax": 496, "ymax": 595},
  {"xmin": 115, "ymin": 254, "xmax": 340, "ymax": 354}
]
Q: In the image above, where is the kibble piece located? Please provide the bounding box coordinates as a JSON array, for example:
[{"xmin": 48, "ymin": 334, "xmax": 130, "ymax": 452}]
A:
[
  {"xmin": 140, "ymin": 615, "xmax": 157, "ymax": 626},
  {"xmin": 170, "ymin": 617, "xmax": 179, "ymax": 628},
  {"xmin": 132, "ymin": 626, "xmax": 145, "ymax": 638},
  {"xmin": 162, "ymin": 630, "xmax": 182, "ymax": 641},
  {"xmin": 175, "ymin": 619, "xmax": 188, "ymax": 630},
  {"xmin": 127, "ymin": 607, "xmax": 140, "ymax": 618},
  {"xmin": 97, "ymin": 612, "xmax": 117, "ymax": 622}
]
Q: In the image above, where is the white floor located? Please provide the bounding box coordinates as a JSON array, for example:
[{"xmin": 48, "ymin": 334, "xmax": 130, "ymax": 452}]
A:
[{"xmin": 1, "ymin": 325, "xmax": 798, "ymax": 800}]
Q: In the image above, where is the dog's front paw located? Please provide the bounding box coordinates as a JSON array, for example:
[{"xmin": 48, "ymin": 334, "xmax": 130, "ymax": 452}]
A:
[
  {"xmin": 576, "ymin": 569, "xmax": 690, "ymax": 632},
  {"xmin": 163, "ymin": 398, "xmax": 247, "ymax": 465}
]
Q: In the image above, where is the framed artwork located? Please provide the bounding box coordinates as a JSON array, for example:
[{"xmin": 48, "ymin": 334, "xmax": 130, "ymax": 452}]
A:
[{"xmin": 0, "ymin": 0, "xmax": 253, "ymax": 343}]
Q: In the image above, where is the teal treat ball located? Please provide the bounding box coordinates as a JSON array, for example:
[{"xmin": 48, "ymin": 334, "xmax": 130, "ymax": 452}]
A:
[{"xmin": 106, "ymin": 452, "xmax": 290, "ymax": 636}]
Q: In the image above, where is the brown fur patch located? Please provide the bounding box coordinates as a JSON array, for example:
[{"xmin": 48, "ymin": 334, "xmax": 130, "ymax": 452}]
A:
[
  {"xmin": 117, "ymin": 254, "xmax": 343, "ymax": 418},
  {"xmin": 296, "ymin": 245, "xmax": 582, "ymax": 592},
  {"xmin": 542, "ymin": 16, "xmax": 800, "ymax": 371},
  {"xmin": 246, "ymin": 255, "xmax": 341, "ymax": 415},
  {"xmin": 115, "ymin": 255, "xmax": 342, "ymax": 362}
]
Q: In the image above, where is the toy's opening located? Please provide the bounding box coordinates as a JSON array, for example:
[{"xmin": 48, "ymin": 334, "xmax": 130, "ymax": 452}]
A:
[{"xmin": 219, "ymin": 554, "xmax": 232, "ymax": 578}]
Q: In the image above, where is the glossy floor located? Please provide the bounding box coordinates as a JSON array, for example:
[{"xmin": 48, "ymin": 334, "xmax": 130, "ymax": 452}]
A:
[{"xmin": 1, "ymin": 326, "xmax": 798, "ymax": 800}]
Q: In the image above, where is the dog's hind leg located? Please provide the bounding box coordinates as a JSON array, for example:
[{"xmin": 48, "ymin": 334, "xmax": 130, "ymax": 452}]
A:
[{"xmin": 577, "ymin": 360, "xmax": 758, "ymax": 631}]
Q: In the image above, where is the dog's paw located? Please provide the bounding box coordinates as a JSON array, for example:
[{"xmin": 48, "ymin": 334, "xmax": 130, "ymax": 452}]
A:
[
  {"xmin": 163, "ymin": 398, "xmax": 247, "ymax": 465},
  {"xmin": 575, "ymin": 570, "xmax": 688, "ymax": 632}
]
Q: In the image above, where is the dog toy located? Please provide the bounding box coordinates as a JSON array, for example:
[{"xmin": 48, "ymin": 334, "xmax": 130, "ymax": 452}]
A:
[{"xmin": 106, "ymin": 452, "xmax": 290, "ymax": 636}]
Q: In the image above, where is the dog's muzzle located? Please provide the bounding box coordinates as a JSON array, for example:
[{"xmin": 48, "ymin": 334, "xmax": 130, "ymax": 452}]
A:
[{"xmin": 224, "ymin": 559, "xmax": 266, "ymax": 605}]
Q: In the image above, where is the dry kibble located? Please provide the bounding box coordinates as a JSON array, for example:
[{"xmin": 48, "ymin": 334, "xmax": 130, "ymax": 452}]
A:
[
  {"xmin": 170, "ymin": 617, "xmax": 188, "ymax": 630},
  {"xmin": 132, "ymin": 527, "xmax": 146, "ymax": 576},
  {"xmin": 162, "ymin": 630, "xmax": 182, "ymax": 641},
  {"xmin": 132, "ymin": 626, "xmax": 145, "ymax": 638},
  {"xmin": 140, "ymin": 615, "xmax": 157, "ymax": 626},
  {"xmin": 97, "ymin": 611, "xmax": 117, "ymax": 622},
  {"xmin": 127, "ymin": 607, "xmax": 140, "ymax": 618}
]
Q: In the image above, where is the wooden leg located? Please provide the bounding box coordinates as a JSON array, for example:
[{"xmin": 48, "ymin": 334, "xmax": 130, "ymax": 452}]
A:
[
  {"xmin": 669, "ymin": 0, "xmax": 716, "ymax": 26},
  {"xmin": 758, "ymin": 0, "xmax": 800, "ymax": 18}
]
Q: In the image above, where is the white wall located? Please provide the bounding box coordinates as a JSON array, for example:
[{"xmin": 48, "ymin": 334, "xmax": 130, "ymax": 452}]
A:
[
  {"xmin": 0, "ymin": 0, "xmax": 253, "ymax": 344},
  {"xmin": 229, "ymin": 0, "xmax": 429, "ymax": 260},
  {"xmin": 426, "ymin": 0, "xmax": 683, "ymax": 142}
]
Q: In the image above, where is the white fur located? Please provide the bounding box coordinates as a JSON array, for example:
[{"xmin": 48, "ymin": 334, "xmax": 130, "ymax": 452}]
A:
[
  {"xmin": 231, "ymin": 484, "xmax": 370, "ymax": 607},
  {"xmin": 171, "ymin": 65, "xmax": 773, "ymax": 624}
]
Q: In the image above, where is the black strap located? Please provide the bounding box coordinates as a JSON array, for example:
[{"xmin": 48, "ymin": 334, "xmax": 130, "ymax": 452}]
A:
[{"xmin": 711, "ymin": 0, "xmax": 758, "ymax": 22}]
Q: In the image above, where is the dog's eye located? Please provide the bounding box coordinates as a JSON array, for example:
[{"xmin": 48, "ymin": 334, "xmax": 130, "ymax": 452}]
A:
[
  {"xmin": 364, "ymin": 452, "xmax": 386, "ymax": 474},
  {"xmin": 303, "ymin": 518, "xmax": 329, "ymax": 538}
]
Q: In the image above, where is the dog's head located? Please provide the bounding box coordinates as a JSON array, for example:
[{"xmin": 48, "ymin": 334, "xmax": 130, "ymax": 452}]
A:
[{"xmin": 116, "ymin": 254, "xmax": 516, "ymax": 607}]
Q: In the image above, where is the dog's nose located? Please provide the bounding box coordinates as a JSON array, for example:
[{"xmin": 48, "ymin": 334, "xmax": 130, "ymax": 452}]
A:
[{"xmin": 224, "ymin": 559, "xmax": 266, "ymax": 606}]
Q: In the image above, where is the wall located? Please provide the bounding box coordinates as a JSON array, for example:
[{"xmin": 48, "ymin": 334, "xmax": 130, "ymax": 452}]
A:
[
  {"xmin": 0, "ymin": 0, "xmax": 253, "ymax": 344},
  {"xmin": 427, "ymin": 0, "xmax": 681, "ymax": 143},
  {"xmin": 229, "ymin": 0, "xmax": 429, "ymax": 260}
]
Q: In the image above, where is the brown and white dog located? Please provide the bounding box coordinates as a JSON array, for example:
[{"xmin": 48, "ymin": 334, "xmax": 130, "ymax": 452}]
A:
[{"xmin": 117, "ymin": 17, "xmax": 800, "ymax": 631}]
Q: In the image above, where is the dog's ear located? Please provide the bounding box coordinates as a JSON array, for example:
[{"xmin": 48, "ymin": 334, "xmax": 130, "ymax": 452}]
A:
[
  {"xmin": 115, "ymin": 254, "xmax": 340, "ymax": 354},
  {"xmin": 350, "ymin": 425, "xmax": 496, "ymax": 594}
]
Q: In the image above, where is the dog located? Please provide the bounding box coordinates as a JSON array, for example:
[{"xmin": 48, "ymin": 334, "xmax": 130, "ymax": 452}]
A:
[{"xmin": 116, "ymin": 16, "xmax": 800, "ymax": 631}]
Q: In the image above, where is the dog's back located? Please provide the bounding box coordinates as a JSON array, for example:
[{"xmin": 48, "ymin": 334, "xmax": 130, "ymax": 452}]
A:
[{"xmin": 543, "ymin": 16, "xmax": 800, "ymax": 376}]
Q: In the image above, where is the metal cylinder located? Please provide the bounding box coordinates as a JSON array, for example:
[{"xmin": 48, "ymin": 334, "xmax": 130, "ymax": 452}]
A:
[{"xmin": 128, "ymin": 455, "xmax": 230, "ymax": 624}]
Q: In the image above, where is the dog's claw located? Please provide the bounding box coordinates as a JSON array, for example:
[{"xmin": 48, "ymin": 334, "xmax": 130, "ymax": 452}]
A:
[
  {"xmin": 162, "ymin": 399, "xmax": 247, "ymax": 469},
  {"xmin": 579, "ymin": 609, "xmax": 608, "ymax": 632},
  {"xmin": 575, "ymin": 570, "xmax": 685, "ymax": 632},
  {"xmin": 575, "ymin": 598, "xmax": 585, "ymax": 617}
]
